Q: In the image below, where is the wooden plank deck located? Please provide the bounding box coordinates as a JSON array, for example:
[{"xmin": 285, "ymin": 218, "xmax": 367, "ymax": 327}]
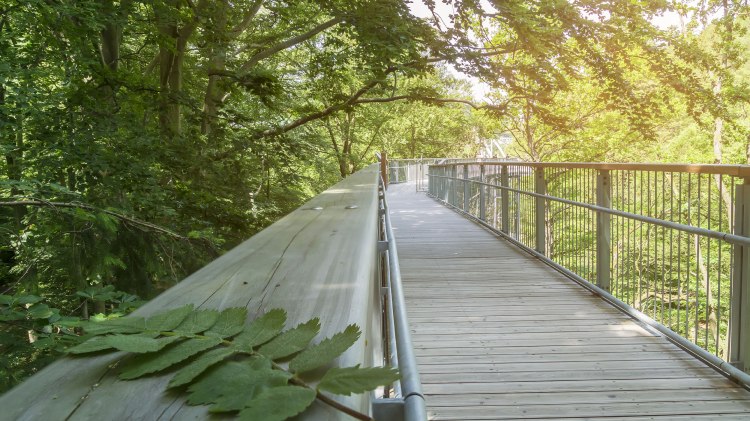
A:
[{"xmin": 386, "ymin": 182, "xmax": 750, "ymax": 420}]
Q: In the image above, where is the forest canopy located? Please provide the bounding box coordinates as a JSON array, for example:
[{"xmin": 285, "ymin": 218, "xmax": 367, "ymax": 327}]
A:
[{"xmin": 2, "ymin": 0, "xmax": 749, "ymax": 391}]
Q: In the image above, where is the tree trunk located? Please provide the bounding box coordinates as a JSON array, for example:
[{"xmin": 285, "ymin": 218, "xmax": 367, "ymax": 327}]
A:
[
  {"xmin": 711, "ymin": 78, "xmax": 734, "ymax": 224},
  {"xmin": 156, "ymin": 0, "xmax": 183, "ymax": 139},
  {"xmin": 97, "ymin": 0, "xmax": 124, "ymax": 113},
  {"xmin": 2, "ymin": 84, "xmax": 26, "ymax": 229},
  {"xmin": 201, "ymin": 0, "xmax": 229, "ymax": 138},
  {"xmin": 694, "ymin": 234, "xmax": 721, "ymax": 357}
]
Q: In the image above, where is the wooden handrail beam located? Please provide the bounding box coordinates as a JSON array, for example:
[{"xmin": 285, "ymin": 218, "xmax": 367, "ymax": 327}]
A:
[{"xmin": 1, "ymin": 166, "xmax": 383, "ymax": 420}]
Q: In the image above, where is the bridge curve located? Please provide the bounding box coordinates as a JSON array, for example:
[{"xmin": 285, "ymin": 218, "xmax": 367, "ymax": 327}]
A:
[{"xmin": 387, "ymin": 181, "xmax": 750, "ymax": 420}]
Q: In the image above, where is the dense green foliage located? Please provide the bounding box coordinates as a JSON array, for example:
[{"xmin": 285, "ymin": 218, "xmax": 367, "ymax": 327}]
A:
[
  {"xmin": 0, "ymin": 0, "xmax": 487, "ymax": 389},
  {"xmin": 69, "ymin": 306, "xmax": 396, "ymax": 420},
  {"xmin": 2, "ymin": 0, "xmax": 750, "ymax": 396},
  {"xmin": 0, "ymin": 286, "xmax": 142, "ymax": 392}
]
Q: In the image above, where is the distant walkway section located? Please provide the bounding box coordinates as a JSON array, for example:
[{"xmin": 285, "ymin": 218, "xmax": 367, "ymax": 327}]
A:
[{"xmin": 387, "ymin": 182, "xmax": 750, "ymax": 420}]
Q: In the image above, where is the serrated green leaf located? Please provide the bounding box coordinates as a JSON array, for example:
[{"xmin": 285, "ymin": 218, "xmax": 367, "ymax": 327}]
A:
[
  {"xmin": 257, "ymin": 318, "xmax": 320, "ymax": 360},
  {"xmin": 17, "ymin": 295, "xmax": 42, "ymax": 305},
  {"xmin": 68, "ymin": 333, "xmax": 160, "ymax": 354},
  {"xmin": 237, "ymin": 386, "xmax": 316, "ymax": 421},
  {"xmin": 290, "ymin": 324, "xmax": 360, "ymax": 374},
  {"xmin": 318, "ymin": 365, "xmax": 400, "ymax": 396},
  {"xmin": 27, "ymin": 303, "xmax": 53, "ymax": 319},
  {"xmin": 174, "ymin": 309, "xmax": 220, "ymax": 335},
  {"xmin": 119, "ymin": 336, "xmax": 223, "ymax": 380},
  {"xmin": 146, "ymin": 305, "xmax": 194, "ymax": 331},
  {"xmin": 209, "ymin": 362, "xmax": 291, "ymax": 412},
  {"xmin": 68, "ymin": 336, "xmax": 114, "ymax": 354},
  {"xmin": 169, "ymin": 347, "xmax": 236, "ymax": 388},
  {"xmin": 205, "ymin": 307, "xmax": 247, "ymax": 338},
  {"xmin": 105, "ymin": 334, "xmax": 181, "ymax": 353},
  {"xmin": 81, "ymin": 317, "xmax": 147, "ymax": 335},
  {"xmin": 75, "ymin": 290, "xmax": 95, "ymax": 299},
  {"xmin": 233, "ymin": 308, "xmax": 286, "ymax": 351},
  {"xmin": 187, "ymin": 359, "xmax": 290, "ymax": 411}
]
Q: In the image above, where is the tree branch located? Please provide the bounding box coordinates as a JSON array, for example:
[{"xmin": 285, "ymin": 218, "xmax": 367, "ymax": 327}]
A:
[
  {"xmin": 238, "ymin": 16, "xmax": 343, "ymax": 74},
  {"xmin": 0, "ymin": 200, "xmax": 206, "ymax": 246},
  {"xmin": 230, "ymin": 0, "xmax": 263, "ymax": 35},
  {"xmin": 252, "ymin": 78, "xmax": 384, "ymax": 140},
  {"xmin": 352, "ymin": 95, "xmax": 507, "ymax": 112}
]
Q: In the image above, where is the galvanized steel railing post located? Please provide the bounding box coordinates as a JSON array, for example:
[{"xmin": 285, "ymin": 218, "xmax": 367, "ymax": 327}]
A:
[
  {"xmin": 441, "ymin": 167, "xmax": 448, "ymax": 202},
  {"xmin": 596, "ymin": 170, "xmax": 612, "ymax": 291},
  {"xmin": 535, "ymin": 168, "xmax": 546, "ymax": 254},
  {"xmin": 427, "ymin": 167, "xmax": 433, "ymax": 196},
  {"xmin": 463, "ymin": 165, "xmax": 470, "ymax": 212},
  {"xmin": 730, "ymin": 181, "xmax": 750, "ymax": 371},
  {"xmin": 449, "ymin": 165, "xmax": 457, "ymax": 207},
  {"xmin": 380, "ymin": 151, "xmax": 388, "ymax": 188},
  {"xmin": 501, "ymin": 165, "xmax": 510, "ymax": 233},
  {"xmin": 479, "ymin": 164, "xmax": 486, "ymax": 221}
]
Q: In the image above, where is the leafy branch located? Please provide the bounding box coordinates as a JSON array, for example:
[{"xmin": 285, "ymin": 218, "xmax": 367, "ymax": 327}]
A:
[
  {"xmin": 0, "ymin": 200, "xmax": 184, "ymax": 240},
  {"xmin": 68, "ymin": 305, "xmax": 398, "ymax": 421}
]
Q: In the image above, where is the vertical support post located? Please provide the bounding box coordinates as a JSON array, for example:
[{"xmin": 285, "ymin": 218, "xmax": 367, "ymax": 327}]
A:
[
  {"xmin": 535, "ymin": 167, "xmax": 546, "ymax": 254},
  {"xmin": 441, "ymin": 167, "xmax": 448, "ymax": 202},
  {"xmin": 730, "ymin": 181, "xmax": 750, "ymax": 371},
  {"xmin": 427, "ymin": 166, "xmax": 432, "ymax": 196},
  {"xmin": 596, "ymin": 170, "xmax": 612, "ymax": 291},
  {"xmin": 501, "ymin": 165, "xmax": 510, "ymax": 234},
  {"xmin": 479, "ymin": 164, "xmax": 486, "ymax": 221},
  {"xmin": 449, "ymin": 165, "xmax": 457, "ymax": 207},
  {"xmin": 463, "ymin": 164, "xmax": 470, "ymax": 212},
  {"xmin": 380, "ymin": 151, "xmax": 388, "ymax": 189}
]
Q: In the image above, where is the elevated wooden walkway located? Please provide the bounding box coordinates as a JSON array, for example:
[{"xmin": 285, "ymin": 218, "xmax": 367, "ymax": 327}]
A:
[{"xmin": 387, "ymin": 182, "xmax": 750, "ymax": 420}]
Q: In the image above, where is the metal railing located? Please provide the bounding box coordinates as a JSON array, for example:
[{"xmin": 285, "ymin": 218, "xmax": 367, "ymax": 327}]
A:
[
  {"xmin": 388, "ymin": 159, "xmax": 439, "ymax": 191},
  {"xmin": 388, "ymin": 158, "xmax": 522, "ymax": 192},
  {"xmin": 373, "ymin": 172, "xmax": 426, "ymax": 421},
  {"xmin": 428, "ymin": 161, "xmax": 750, "ymax": 384}
]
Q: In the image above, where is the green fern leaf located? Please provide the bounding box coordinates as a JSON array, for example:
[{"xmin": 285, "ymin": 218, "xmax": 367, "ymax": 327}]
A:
[
  {"xmin": 68, "ymin": 336, "xmax": 113, "ymax": 354},
  {"xmin": 146, "ymin": 305, "xmax": 194, "ymax": 331},
  {"xmin": 68, "ymin": 333, "xmax": 159, "ymax": 354},
  {"xmin": 187, "ymin": 359, "xmax": 290, "ymax": 411},
  {"xmin": 174, "ymin": 309, "xmax": 220, "ymax": 334},
  {"xmin": 119, "ymin": 337, "xmax": 223, "ymax": 380},
  {"xmin": 205, "ymin": 307, "xmax": 247, "ymax": 338},
  {"xmin": 105, "ymin": 334, "xmax": 181, "ymax": 353},
  {"xmin": 289, "ymin": 324, "xmax": 360, "ymax": 374},
  {"xmin": 318, "ymin": 365, "xmax": 400, "ymax": 396},
  {"xmin": 168, "ymin": 347, "xmax": 236, "ymax": 388},
  {"xmin": 233, "ymin": 308, "xmax": 286, "ymax": 351},
  {"xmin": 237, "ymin": 386, "xmax": 316, "ymax": 421},
  {"xmin": 257, "ymin": 318, "xmax": 320, "ymax": 360},
  {"xmin": 80, "ymin": 317, "xmax": 147, "ymax": 335}
]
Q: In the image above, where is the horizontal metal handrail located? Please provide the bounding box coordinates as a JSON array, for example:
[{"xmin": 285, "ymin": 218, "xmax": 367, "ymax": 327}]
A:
[
  {"xmin": 430, "ymin": 174, "xmax": 750, "ymax": 248},
  {"xmin": 430, "ymin": 161, "xmax": 750, "ymax": 177},
  {"xmin": 374, "ymin": 174, "xmax": 426, "ymax": 421}
]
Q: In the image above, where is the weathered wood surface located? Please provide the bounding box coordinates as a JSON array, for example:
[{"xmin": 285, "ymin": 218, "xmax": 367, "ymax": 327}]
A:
[
  {"xmin": 386, "ymin": 182, "xmax": 750, "ymax": 420},
  {"xmin": 0, "ymin": 166, "xmax": 383, "ymax": 420}
]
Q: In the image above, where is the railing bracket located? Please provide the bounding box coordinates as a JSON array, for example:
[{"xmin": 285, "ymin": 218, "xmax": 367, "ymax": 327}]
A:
[{"xmin": 372, "ymin": 398, "xmax": 404, "ymax": 421}]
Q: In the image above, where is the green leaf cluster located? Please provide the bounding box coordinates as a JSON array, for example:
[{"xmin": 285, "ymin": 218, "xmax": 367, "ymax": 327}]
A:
[{"xmin": 69, "ymin": 305, "xmax": 398, "ymax": 420}]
